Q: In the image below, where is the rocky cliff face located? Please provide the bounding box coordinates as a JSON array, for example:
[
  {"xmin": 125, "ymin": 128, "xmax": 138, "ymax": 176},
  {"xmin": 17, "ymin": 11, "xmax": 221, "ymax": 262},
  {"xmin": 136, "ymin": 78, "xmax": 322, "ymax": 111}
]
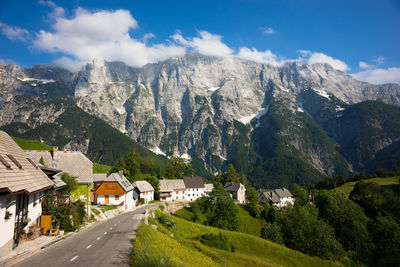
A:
[{"xmin": 1, "ymin": 53, "xmax": 400, "ymax": 186}]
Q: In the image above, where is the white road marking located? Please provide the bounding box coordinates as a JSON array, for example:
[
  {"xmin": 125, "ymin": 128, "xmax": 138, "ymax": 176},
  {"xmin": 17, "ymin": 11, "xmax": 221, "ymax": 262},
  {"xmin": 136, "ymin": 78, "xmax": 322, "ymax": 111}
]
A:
[
  {"xmin": 104, "ymin": 232, "xmax": 107, "ymax": 235},
  {"xmin": 109, "ymin": 227, "xmax": 112, "ymax": 230},
  {"xmin": 86, "ymin": 244, "xmax": 92, "ymax": 249},
  {"xmin": 114, "ymin": 224, "xmax": 116, "ymax": 226},
  {"xmin": 70, "ymin": 256, "xmax": 78, "ymax": 262},
  {"xmin": 97, "ymin": 237, "xmax": 101, "ymax": 240}
]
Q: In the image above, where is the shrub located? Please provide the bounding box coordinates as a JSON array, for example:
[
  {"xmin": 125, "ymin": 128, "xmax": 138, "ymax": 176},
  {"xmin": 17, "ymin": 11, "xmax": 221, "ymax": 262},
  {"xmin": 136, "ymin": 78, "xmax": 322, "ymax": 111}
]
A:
[
  {"xmin": 92, "ymin": 208, "xmax": 100, "ymax": 216},
  {"xmin": 199, "ymin": 233, "xmax": 235, "ymax": 252},
  {"xmin": 261, "ymin": 222, "xmax": 283, "ymax": 244},
  {"xmin": 158, "ymin": 214, "xmax": 175, "ymax": 228},
  {"xmin": 159, "ymin": 205, "xmax": 164, "ymax": 211}
]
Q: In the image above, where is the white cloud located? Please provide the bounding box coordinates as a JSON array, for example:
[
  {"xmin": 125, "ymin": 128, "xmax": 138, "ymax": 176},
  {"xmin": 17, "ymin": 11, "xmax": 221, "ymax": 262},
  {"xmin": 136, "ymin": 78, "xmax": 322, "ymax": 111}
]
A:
[
  {"xmin": 0, "ymin": 22, "xmax": 30, "ymax": 42},
  {"xmin": 52, "ymin": 57, "xmax": 86, "ymax": 72},
  {"xmin": 39, "ymin": 0, "xmax": 65, "ymax": 19},
  {"xmin": 33, "ymin": 8, "xmax": 186, "ymax": 71},
  {"xmin": 359, "ymin": 61, "xmax": 371, "ymax": 69},
  {"xmin": 259, "ymin": 27, "xmax": 276, "ymax": 35},
  {"xmin": 171, "ymin": 30, "xmax": 233, "ymax": 57},
  {"xmin": 237, "ymin": 47, "xmax": 283, "ymax": 66},
  {"xmin": 142, "ymin": 32, "xmax": 155, "ymax": 43},
  {"xmin": 351, "ymin": 67, "xmax": 400, "ymax": 85},
  {"xmin": 297, "ymin": 50, "xmax": 349, "ymax": 72}
]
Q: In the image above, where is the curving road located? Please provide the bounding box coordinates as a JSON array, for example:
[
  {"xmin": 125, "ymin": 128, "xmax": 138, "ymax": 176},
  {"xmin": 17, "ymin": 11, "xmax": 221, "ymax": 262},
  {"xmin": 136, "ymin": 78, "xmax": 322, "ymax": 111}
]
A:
[{"xmin": 12, "ymin": 204, "xmax": 158, "ymax": 267}]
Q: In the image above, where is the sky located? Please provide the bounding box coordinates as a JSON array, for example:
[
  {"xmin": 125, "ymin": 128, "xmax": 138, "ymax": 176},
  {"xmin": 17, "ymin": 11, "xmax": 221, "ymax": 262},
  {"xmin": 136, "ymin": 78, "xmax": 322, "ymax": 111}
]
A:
[{"xmin": 0, "ymin": 0, "xmax": 400, "ymax": 84}]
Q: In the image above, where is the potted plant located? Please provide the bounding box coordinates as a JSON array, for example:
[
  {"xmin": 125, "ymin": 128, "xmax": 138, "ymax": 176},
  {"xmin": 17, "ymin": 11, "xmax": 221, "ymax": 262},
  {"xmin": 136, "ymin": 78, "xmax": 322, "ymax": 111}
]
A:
[{"xmin": 4, "ymin": 210, "xmax": 12, "ymax": 220}]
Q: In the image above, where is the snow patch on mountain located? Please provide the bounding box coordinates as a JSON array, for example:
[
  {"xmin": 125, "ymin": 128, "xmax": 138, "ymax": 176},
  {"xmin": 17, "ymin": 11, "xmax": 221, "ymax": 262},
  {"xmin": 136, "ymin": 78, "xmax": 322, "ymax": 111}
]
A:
[{"xmin": 149, "ymin": 146, "xmax": 166, "ymax": 156}]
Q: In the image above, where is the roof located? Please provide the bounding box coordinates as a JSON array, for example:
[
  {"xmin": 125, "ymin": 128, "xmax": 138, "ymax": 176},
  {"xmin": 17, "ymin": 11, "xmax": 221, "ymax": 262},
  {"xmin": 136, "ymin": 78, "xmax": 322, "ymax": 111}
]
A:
[
  {"xmin": 204, "ymin": 183, "xmax": 214, "ymax": 192},
  {"xmin": 260, "ymin": 188, "xmax": 293, "ymax": 203},
  {"xmin": 25, "ymin": 150, "xmax": 93, "ymax": 184},
  {"xmin": 224, "ymin": 182, "xmax": 244, "ymax": 192},
  {"xmin": 0, "ymin": 131, "xmax": 54, "ymax": 194},
  {"xmin": 52, "ymin": 173, "xmax": 68, "ymax": 189},
  {"xmin": 275, "ymin": 188, "xmax": 293, "ymax": 198},
  {"xmin": 93, "ymin": 173, "xmax": 107, "ymax": 182},
  {"xmin": 95, "ymin": 172, "xmax": 133, "ymax": 192},
  {"xmin": 132, "ymin": 180, "xmax": 154, "ymax": 192},
  {"xmin": 183, "ymin": 176, "xmax": 204, "ymax": 188},
  {"xmin": 159, "ymin": 179, "xmax": 186, "ymax": 192}
]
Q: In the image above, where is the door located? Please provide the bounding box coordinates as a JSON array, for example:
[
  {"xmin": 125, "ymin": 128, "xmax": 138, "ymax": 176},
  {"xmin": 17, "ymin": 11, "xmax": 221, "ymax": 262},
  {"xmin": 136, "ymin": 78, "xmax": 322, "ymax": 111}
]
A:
[{"xmin": 105, "ymin": 195, "xmax": 109, "ymax": 204}]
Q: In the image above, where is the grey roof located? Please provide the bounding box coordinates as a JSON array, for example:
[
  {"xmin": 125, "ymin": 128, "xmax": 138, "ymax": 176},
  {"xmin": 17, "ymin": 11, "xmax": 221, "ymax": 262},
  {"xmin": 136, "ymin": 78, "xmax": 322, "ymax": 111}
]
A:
[
  {"xmin": 94, "ymin": 172, "xmax": 133, "ymax": 192},
  {"xmin": 52, "ymin": 173, "xmax": 68, "ymax": 189},
  {"xmin": 132, "ymin": 180, "xmax": 154, "ymax": 192},
  {"xmin": 0, "ymin": 131, "xmax": 54, "ymax": 194},
  {"xmin": 204, "ymin": 183, "xmax": 214, "ymax": 192},
  {"xmin": 183, "ymin": 176, "xmax": 204, "ymax": 188},
  {"xmin": 159, "ymin": 179, "xmax": 186, "ymax": 192},
  {"xmin": 260, "ymin": 188, "xmax": 293, "ymax": 204},
  {"xmin": 274, "ymin": 188, "xmax": 293, "ymax": 198},
  {"xmin": 26, "ymin": 150, "xmax": 93, "ymax": 184},
  {"xmin": 224, "ymin": 182, "xmax": 244, "ymax": 192}
]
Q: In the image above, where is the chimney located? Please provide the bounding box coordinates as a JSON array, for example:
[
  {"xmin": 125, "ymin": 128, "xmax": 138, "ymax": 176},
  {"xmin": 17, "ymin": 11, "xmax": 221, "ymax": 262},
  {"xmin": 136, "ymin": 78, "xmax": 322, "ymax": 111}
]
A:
[
  {"xmin": 118, "ymin": 170, "xmax": 123, "ymax": 178},
  {"xmin": 51, "ymin": 146, "xmax": 59, "ymax": 162}
]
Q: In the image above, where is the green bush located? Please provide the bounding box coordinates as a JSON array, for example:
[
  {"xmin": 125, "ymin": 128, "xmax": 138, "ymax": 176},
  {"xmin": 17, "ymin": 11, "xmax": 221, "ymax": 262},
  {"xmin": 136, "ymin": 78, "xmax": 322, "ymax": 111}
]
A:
[
  {"xmin": 199, "ymin": 233, "xmax": 235, "ymax": 252},
  {"xmin": 261, "ymin": 222, "xmax": 283, "ymax": 244},
  {"xmin": 92, "ymin": 208, "xmax": 100, "ymax": 216},
  {"xmin": 159, "ymin": 205, "xmax": 164, "ymax": 211},
  {"xmin": 158, "ymin": 214, "xmax": 175, "ymax": 228}
]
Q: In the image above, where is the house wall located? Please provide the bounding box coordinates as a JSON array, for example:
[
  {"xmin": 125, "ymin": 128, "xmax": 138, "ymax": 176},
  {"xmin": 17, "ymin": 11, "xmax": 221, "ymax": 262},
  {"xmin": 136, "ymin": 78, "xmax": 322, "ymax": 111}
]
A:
[
  {"xmin": 25, "ymin": 191, "xmax": 46, "ymax": 230},
  {"xmin": 140, "ymin": 191, "xmax": 153, "ymax": 204},
  {"xmin": 0, "ymin": 194, "xmax": 17, "ymax": 258},
  {"xmin": 184, "ymin": 188, "xmax": 204, "ymax": 201},
  {"xmin": 237, "ymin": 188, "xmax": 246, "ymax": 204},
  {"xmin": 279, "ymin": 197, "xmax": 294, "ymax": 207},
  {"xmin": 160, "ymin": 189, "xmax": 186, "ymax": 202},
  {"xmin": 124, "ymin": 190, "xmax": 135, "ymax": 211},
  {"xmin": 96, "ymin": 194, "xmax": 126, "ymax": 205}
]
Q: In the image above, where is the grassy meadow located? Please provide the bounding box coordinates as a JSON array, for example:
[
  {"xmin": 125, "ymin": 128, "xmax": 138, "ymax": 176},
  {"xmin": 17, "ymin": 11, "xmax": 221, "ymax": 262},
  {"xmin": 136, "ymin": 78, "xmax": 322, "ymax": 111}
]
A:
[
  {"xmin": 334, "ymin": 177, "xmax": 399, "ymax": 197},
  {"xmin": 12, "ymin": 136, "xmax": 52, "ymax": 150},
  {"xmin": 131, "ymin": 211, "xmax": 341, "ymax": 267}
]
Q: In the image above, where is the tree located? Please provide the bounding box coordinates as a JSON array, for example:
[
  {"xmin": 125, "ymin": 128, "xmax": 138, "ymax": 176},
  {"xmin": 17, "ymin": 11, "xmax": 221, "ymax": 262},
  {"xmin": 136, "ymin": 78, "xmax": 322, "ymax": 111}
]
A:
[
  {"xmin": 275, "ymin": 205, "xmax": 345, "ymax": 261},
  {"xmin": 261, "ymin": 222, "xmax": 283, "ymax": 244},
  {"xmin": 315, "ymin": 190, "xmax": 373, "ymax": 261},
  {"xmin": 245, "ymin": 186, "xmax": 260, "ymax": 217},
  {"xmin": 60, "ymin": 172, "xmax": 78, "ymax": 193},
  {"xmin": 39, "ymin": 156, "xmax": 46, "ymax": 167},
  {"xmin": 164, "ymin": 157, "xmax": 194, "ymax": 179},
  {"xmin": 368, "ymin": 215, "xmax": 400, "ymax": 265},
  {"xmin": 225, "ymin": 164, "xmax": 239, "ymax": 183},
  {"xmin": 206, "ymin": 182, "xmax": 239, "ymax": 230},
  {"xmin": 293, "ymin": 184, "xmax": 308, "ymax": 206}
]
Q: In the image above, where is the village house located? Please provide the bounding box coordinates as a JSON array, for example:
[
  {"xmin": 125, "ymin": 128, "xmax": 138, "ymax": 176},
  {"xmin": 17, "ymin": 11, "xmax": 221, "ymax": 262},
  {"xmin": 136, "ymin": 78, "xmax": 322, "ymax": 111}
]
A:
[
  {"xmin": 224, "ymin": 182, "xmax": 246, "ymax": 204},
  {"xmin": 204, "ymin": 183, "xmax": 214, "ymax": 195},
  {"xmin": 183, "ymin": 176, "xmax": 205, "ymax": 201},
  {"xmin": 159, "ymin": 179, "xmax": 186, "ymax": 201},
  {"xmin": 132, "ymin": 181, "xmax": 154, "ymax": 204},
  {"xmin": 0, "ymin": 131, "xmax": 55, "ymax": 257},
  {"xmin": 93, "ymin": 171, "xmax": 136, "ymax": 211},
  {"xmin": 25, "ymin": 148, "xmax": 93, "ymax": 214},
  {"xmin": 258, "ymin": 188, "xmax": 294, "ymax": 208}
]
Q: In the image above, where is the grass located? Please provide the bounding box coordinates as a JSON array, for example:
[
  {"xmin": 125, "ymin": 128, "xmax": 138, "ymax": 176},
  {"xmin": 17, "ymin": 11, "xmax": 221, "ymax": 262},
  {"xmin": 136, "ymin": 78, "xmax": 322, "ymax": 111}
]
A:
[
  {"xmin": 93, "ymin": 163, "xmax": 112, "ymax": 173},
  {"xmin": 99, "ymin": 205, "xmax": 118, "ymax": 212},
  {"xmin": 12, "ymin": 136, "xmax": 52, "ymax": 150},
  {"xmin": 334, "ymin": 176, "xmax": 399, "ymax": 197},
  {"xmin": 91, "ymin": 208, "xmax": 100, "ymax": 216},
  {"xmin": 174, "ymin": 206, "xmax": 262, "ymax": 237},
  {"xmin": 131, "ymin": 211, "xmax": 341, "ymax": 267},
  {"xmin": 148, "ymin": 200, "xmax": 161, "ymax": 204},
  {"xmin": 237, "ymin": 207, "xmax": 263, "ymax": 237}
]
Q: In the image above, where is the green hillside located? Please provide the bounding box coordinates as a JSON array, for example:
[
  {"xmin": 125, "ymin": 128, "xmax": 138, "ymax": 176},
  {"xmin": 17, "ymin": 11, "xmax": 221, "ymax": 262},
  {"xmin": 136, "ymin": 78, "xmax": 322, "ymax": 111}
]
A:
[
  {"xmin": 12, "ymin": 136, "xmax": 52, "ymax": 150},
  {"xmin": 131, "ymin": 211, "xmax": 340, "ymax": 267},
  {"xmin": 334, "ymin": 176, "xmax": 399, "ymax": 197}
]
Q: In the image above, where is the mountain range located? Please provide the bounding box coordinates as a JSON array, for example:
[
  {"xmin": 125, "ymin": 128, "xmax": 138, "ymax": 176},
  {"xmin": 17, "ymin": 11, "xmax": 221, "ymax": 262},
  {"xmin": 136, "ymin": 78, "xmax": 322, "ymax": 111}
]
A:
[{"xmin": 1, "ymin": 52, "xmax": 399, "ymax": 188}]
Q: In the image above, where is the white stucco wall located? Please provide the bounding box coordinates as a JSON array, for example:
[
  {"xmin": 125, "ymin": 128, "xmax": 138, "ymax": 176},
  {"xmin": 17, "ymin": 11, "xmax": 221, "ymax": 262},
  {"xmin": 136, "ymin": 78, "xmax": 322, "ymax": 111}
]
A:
[
  {"xmin": 0, "ymin": 194, "xmax": 16, "ymax": 257},
  {"xmin": 25, "ymin": 191, "xmax": 45, "ymax": 230},
  {"xmin": 184, "ymin": 188, "xmax": 205, "ymax": 201},
  {"xmin": 140, "ymin": 191, "xmax": 153, "ymax": 204}
]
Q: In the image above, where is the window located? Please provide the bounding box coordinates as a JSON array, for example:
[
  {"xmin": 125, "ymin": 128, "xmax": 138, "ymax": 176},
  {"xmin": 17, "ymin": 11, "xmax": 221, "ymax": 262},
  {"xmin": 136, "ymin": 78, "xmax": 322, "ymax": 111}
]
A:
[
  {"xmin": 0, "ymin": 154, "xmax": 11, "ymax": 169},
  {"xmin": 7, "ymin": 154, "xmax": 22, "ymax": 169},
  {"xmin": 115, "ymin": 195, "xmax": 119, "ymax": 200}
]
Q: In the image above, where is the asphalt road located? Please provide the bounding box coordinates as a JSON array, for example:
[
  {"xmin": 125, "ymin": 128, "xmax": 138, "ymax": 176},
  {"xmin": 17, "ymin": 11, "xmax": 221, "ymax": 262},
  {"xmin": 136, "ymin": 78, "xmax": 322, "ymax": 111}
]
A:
[{"xmin": 12, "ymin": 204, "xmax": 159, "ymax": 267}]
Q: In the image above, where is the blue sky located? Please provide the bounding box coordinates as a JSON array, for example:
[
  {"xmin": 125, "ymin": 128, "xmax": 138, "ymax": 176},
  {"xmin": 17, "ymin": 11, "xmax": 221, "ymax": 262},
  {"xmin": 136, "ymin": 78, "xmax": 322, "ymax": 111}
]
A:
[{"xmin": 1, "ymin": 0, "xmax": 400, "ymax": 84}]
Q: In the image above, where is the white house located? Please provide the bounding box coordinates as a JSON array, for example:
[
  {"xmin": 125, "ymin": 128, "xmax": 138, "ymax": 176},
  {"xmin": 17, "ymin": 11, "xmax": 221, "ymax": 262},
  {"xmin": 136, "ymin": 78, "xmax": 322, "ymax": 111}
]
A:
[
  {"xmin": 159, "ymin": 179, "xmax": 186, "ymax": 201},
  {"xmin": 183, "ymin": 176, "xmax": 205, "ymax": 201},
  {"xmin": 0, "ymin": 131, "xmax": 55, "ymax": 257},
  {"xmin": 93, "ymin": 171, "xmax": 135, "ymax": 211},
  {"xmin": 224, "ymin": 182, "xmax": 246, "ymax": 204},
  {"xmin": 258, "ymin": 188, "xmax": 294, "ymax": 208},
  {"xmin": 132, "ymin": 181, "xmax": 154, "ymax": 204},
  {"xmin": 204, "ymin": 183, "xmax": 214, "ymax": 196}
]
